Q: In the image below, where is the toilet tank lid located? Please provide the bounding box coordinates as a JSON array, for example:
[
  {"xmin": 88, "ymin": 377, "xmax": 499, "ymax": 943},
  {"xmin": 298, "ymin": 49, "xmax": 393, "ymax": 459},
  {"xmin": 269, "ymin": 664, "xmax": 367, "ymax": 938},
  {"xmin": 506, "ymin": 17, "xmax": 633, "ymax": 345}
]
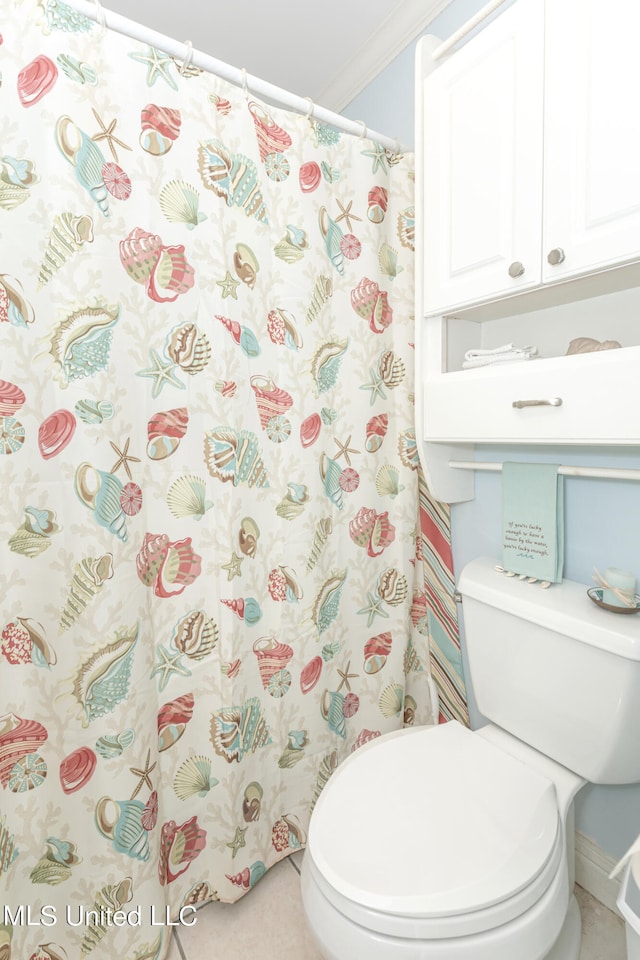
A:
[{"xmin": 458, "ymin": 557, "xmax": 640, "ymax": 661}]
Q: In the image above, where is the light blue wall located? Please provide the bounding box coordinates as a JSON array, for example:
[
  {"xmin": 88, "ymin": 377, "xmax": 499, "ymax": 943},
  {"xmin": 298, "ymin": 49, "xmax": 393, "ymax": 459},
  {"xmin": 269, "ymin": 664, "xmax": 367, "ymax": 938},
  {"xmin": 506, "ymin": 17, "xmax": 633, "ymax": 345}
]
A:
[{"xmin": 344, "ymin": 2, "xmax": 640, "ymax": 861}]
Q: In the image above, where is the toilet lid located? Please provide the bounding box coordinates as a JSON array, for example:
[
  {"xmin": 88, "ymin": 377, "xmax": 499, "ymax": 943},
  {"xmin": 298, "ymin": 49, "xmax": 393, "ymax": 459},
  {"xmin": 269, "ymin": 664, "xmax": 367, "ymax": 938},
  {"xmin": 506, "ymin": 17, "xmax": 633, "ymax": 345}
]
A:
[{"xmin": 308, "ymin": 720, "xmax": 559, "ymax": 918}]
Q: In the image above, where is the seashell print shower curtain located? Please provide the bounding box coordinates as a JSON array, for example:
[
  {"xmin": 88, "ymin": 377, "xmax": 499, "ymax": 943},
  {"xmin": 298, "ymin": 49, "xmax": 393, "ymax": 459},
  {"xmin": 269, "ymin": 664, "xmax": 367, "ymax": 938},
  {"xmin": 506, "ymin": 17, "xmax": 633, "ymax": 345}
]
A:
[{"xmin": 0, "ymin": 1, "xmax": 467, "ymax": 957}]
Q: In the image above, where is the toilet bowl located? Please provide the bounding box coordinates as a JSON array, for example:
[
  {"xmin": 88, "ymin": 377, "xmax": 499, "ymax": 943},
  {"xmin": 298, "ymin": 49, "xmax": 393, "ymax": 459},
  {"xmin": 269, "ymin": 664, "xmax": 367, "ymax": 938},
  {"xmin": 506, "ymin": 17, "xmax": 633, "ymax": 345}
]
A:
[
  {"xmin": 301, "ymin": 558, "xmax": 640, "ymax": 960},
  {"xmin": 301, "ymin": 720, "xmax": 583, "ymax": 960}
]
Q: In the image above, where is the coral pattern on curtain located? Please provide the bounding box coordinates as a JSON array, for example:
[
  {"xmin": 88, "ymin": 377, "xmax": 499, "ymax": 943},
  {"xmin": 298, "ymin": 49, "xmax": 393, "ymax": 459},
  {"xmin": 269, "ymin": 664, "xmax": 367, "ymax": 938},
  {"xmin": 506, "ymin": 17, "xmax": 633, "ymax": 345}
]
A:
[{"xmin": 0, "ymin": 2, "xmax": 467, "ymax": 957}]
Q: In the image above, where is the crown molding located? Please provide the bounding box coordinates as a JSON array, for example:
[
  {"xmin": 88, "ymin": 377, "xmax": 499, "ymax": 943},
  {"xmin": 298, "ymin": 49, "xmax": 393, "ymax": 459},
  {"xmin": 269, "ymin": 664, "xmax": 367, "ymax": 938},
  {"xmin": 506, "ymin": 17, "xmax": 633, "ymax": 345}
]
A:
[{"xmin": 317, "ymin": 0, "xmax": 452, "ymax": 113}]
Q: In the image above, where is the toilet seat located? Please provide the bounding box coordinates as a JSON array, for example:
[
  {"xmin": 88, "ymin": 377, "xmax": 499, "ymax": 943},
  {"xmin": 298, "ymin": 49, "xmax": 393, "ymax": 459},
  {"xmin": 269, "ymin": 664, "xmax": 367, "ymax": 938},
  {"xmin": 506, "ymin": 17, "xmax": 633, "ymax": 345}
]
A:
[{"xmin": 307, "ymin": 721, "xmax": 562, "ymax": 939}]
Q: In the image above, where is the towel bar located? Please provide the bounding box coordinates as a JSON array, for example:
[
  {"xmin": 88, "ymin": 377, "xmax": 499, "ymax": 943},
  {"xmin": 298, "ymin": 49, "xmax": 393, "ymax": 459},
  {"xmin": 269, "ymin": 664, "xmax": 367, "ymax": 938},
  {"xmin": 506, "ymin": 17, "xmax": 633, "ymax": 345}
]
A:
[{"xmin": 448, "ymin": 461, "xmax": 640, "ymax": 481}]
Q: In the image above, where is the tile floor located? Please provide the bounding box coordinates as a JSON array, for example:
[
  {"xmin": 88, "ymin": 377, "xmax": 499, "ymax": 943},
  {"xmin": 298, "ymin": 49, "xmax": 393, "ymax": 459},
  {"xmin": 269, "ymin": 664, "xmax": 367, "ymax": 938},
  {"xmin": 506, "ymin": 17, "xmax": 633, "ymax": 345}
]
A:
[{"xmin": 166, "ymin": 852, "xmax": 627, "ymax": 960}]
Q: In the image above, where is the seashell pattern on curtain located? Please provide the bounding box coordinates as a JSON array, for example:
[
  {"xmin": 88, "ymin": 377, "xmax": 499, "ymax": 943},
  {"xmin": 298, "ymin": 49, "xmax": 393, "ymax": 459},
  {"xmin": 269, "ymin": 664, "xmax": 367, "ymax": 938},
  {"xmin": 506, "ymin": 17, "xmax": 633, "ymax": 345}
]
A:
[{"xmin": 0, "ymin": 2, "xmax": 468, "ymax": 957}]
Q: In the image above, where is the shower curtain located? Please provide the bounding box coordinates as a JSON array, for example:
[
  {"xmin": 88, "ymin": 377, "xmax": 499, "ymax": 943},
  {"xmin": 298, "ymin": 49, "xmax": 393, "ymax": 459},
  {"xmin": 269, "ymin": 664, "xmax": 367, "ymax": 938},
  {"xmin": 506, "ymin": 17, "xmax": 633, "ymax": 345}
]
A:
[{"xmin": 0, "ymin": 2, "xmax": 467, "ymax": 957}]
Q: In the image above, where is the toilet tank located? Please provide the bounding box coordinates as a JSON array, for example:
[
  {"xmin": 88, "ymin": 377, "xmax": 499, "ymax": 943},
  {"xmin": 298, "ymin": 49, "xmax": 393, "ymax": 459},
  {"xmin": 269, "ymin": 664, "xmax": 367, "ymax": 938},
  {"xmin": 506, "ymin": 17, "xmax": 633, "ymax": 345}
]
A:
[{"xmin": 458, "ymin": 557, "xmax": 640, "ymax": 784}]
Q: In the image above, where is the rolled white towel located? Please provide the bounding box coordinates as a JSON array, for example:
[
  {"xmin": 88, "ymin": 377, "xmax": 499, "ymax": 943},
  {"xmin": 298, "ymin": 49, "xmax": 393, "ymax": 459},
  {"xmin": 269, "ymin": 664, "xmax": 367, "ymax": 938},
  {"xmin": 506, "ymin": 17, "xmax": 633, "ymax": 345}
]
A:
[{"xmin": 462, "ymin": 343, "xmax": 538, "ymax": 369}]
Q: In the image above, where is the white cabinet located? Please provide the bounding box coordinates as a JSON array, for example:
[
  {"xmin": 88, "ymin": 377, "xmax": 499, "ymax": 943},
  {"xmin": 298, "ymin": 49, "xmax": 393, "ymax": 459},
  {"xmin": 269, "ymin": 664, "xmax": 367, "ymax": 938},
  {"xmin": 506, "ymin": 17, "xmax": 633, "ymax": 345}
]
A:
[
  {"xmin": 415, "ymin": 0, "xmax": 640, "ymax": 504},
  {"xmin": 424, "ymin": 345, "xmax": 640, "ymax": 444},
  {"xmin": 543, "ymin": 0, "xmax": 640, "ymax": 283},
  {"xmin": 422, "ymin": 0, "xmax": 544, "ymax": 315},
  {"xmin": 421, "ymin": 0, "xmax": 640, "ymax": 317}
]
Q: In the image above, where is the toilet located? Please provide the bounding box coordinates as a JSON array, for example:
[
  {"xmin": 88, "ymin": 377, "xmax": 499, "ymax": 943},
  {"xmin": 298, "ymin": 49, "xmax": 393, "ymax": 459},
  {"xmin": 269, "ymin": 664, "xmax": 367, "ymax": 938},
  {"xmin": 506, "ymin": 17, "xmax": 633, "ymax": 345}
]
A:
[{"xmin": 301, "ymin": 556, "xmax": 640, "ymax": 960}]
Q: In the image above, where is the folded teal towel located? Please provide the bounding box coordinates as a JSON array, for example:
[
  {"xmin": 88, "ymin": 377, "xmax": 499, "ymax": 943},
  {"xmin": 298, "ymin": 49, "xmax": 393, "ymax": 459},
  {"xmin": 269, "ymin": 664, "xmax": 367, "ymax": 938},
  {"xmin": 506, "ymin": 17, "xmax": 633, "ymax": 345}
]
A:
[{"xmin": 502, "ymin": 462, "xmax": 564, "ymax": 582}]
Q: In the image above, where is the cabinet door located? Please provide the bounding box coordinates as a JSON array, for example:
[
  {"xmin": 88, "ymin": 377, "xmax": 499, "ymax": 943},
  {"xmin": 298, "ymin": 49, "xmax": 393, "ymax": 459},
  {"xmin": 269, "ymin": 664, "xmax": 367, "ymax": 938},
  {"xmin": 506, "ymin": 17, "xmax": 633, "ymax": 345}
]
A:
[
  {"xmin": 544, "ymin": 0, "xmax": 640, "ymax": 282},
  {"xmin": 422, "ymin": 0, "xmax": 544, "ymax": 316}
]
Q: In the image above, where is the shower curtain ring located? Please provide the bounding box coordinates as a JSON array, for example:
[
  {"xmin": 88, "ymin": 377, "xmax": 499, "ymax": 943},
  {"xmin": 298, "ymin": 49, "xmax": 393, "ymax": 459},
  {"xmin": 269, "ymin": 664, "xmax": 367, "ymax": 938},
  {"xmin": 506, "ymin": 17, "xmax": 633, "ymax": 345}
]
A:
[
  {"xmin": 304, "ymin": 97, "xmax": 315, "ymax": 120},
  {"xmin": 357, "ymin": 120, "xmax": 368, "ymax": 139},
  {"xmin": 92, "ymin": 0, "xmax": 107, "ymax": 35},
  {"xmin": 240, "ymin": 67, "xmax": 250, "ymax": 99},
  {"xmin": 182, "ymin": 39, "xmax": 194, "ymax": 72}
]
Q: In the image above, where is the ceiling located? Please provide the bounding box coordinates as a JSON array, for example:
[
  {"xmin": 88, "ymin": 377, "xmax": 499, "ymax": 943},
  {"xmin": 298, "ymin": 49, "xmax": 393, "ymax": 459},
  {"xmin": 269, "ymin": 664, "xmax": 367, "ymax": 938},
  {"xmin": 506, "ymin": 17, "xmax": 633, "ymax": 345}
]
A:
[{"xmin": 101, "ymin": 0, "xmax": 450, "ymax": 114}]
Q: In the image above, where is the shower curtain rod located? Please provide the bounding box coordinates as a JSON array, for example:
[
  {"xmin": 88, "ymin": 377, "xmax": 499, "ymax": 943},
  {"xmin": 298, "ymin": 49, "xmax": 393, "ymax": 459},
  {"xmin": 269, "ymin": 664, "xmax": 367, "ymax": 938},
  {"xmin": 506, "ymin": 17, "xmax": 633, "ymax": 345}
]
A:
[{"xmin": 63, "ymin": 0, "xmax": 403, "ymax": 151}]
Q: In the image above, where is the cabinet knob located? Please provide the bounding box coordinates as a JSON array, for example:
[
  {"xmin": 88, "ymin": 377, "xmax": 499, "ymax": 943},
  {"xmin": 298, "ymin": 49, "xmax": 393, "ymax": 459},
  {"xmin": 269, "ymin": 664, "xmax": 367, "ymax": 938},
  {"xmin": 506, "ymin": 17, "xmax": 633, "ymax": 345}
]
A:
[
  {"xmin": 508, "ymin": 261, "xmax": 525, "ymax": 278},
  {"xmin": 547, "ymin": 247, "xmax": 565, "ymax": 266}
]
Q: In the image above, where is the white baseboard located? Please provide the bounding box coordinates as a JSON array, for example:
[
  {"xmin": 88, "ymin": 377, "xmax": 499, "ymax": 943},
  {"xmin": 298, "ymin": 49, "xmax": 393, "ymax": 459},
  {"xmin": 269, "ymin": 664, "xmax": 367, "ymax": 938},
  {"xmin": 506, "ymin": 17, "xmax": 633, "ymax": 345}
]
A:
[{"xmin": 575, "ymin": 831, "xmax": 622, "ymax": 916}]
